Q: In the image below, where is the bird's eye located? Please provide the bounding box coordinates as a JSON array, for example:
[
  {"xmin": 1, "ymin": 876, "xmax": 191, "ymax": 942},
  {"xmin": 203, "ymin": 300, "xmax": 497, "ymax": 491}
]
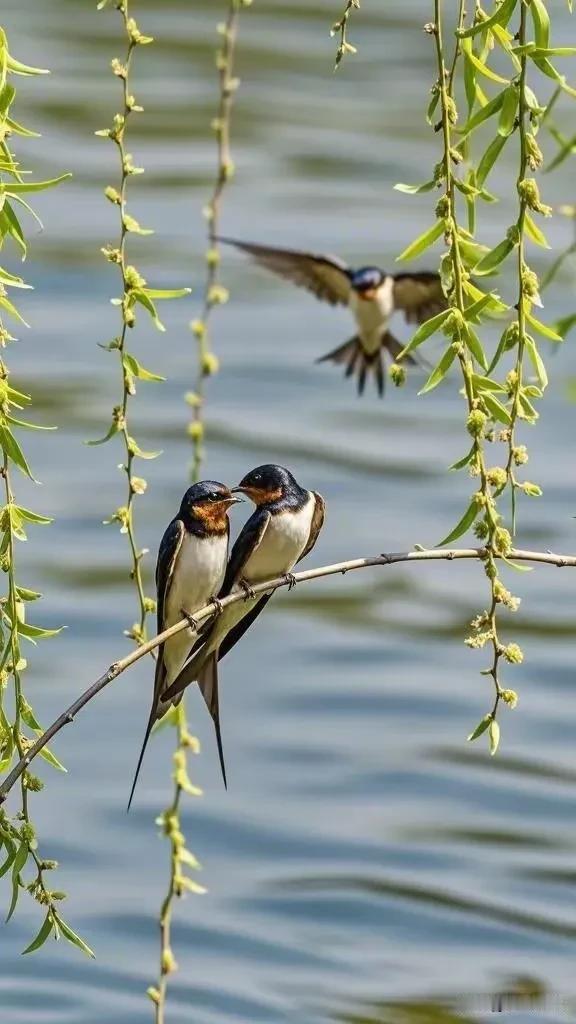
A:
[{"xmin": 209, "ymin": 493, "xmax": 220, "ymax": 502}]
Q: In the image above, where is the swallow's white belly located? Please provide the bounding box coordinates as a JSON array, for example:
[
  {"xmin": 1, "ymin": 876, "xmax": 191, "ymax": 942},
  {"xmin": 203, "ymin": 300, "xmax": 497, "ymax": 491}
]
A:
[
  {"xmin": 204, "ymin": 494, "xmax": 316, "ymax": 654},
  {"xmin": 350, "ymin": 279, "xmax": 394, "ymax": 354},
  {"xmin": 242, "ymin": 494, "xmax": 315, "ymax": 583},
  {"xmin": 163, "ymin": 532, "xmax": 228, "ymax": 684}
]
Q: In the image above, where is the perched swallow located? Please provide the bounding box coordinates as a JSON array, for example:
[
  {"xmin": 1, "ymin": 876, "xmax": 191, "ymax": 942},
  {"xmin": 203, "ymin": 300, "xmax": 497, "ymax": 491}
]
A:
[
  {"xmin": 217, "ymin": 235, "xmax": 446, "ymax": 396},
  {"xmin": 163, "ymin": 464, "xmax": 325, "ymax": 784},
  {"xmin": 127, "ymin": 480, "xmax": 241, "ymax": 810}
]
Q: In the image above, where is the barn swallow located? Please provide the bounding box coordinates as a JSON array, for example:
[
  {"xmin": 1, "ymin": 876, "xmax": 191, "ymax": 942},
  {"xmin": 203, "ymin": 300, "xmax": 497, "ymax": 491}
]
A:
[
  {"xmin": 127, "ymin": 480, "xmax": 242, "ymax": 810},
  {"xmin": 217, "ymin": 235, "xmax": 446, "ymax": 396},
  {"xmin": 163, "ymin": 464, "xmax": 325, "ymax": 785}
]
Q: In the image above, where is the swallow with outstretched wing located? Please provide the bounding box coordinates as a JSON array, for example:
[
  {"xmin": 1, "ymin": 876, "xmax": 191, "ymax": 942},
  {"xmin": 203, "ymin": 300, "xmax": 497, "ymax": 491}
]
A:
[{"xmin": 218, "ymin": 235, "xmax": 446, "ymax": 396}]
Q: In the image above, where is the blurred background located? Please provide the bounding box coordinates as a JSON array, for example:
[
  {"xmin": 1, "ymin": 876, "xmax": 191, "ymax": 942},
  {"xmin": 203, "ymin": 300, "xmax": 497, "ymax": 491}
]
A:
[{"xmin": 1, "ymin": 0, "xmax": 576, "ymax": 1021}]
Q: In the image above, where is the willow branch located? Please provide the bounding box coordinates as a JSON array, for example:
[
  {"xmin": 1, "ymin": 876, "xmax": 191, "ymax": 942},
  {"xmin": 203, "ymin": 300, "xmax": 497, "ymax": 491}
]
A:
[{"xmin": 1, "ymin": 545, "xmax": 575, "ymax": 803}]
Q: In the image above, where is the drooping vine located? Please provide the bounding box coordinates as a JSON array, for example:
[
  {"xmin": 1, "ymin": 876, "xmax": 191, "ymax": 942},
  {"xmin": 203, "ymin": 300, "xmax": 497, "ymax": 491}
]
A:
[
  {"xmin": 395, "ymin": 0, "xmax": 571, "ymax": 753},
  {"xmin": 92, "ymin": 0, "xmax": 190, "ymax": 650},
  {"xmin": 0, "ymin": 27, "xmax": 91, "ymax": 956},
  {"xmin": 151, "ymin": 3, "xmax": 249, "ymax": 1020}
]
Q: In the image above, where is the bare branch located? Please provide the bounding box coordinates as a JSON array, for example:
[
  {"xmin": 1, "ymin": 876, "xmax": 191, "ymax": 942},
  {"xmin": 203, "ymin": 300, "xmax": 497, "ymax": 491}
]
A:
[{"xmin": 1, "ymin": 544, "xmax": 575, "ymax": 804}]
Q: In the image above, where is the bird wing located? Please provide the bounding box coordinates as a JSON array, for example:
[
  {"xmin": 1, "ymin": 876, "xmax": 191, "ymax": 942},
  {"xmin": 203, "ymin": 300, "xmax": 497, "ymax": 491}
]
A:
[
  {"xmin": 220, "ymin": 508, "xmax": 272, "ymax": 595},
  {"xmin": 393, "ymin": 272, "xmax": 447, "ymax": 324},
  {"xmin": 218, "ymin": 236, "xmax": 352, "ymax": 307},
  {"xmin": 297, "ymin": 491, "xmax": 326, "ymax": 564},
  {"xmin": 152, "ymin": 517, "xmax": 185, "ymax": 702},
  {"xmin": 127, "ymin": 517, "xmax": 184, "ymax": 810},
  {"xmin": 219, "ymin": 493, "xmax": 324, "ymax": 661}
]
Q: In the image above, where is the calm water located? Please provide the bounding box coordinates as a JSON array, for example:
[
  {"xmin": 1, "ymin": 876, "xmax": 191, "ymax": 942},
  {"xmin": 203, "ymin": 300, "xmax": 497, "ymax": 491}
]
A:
[{"xmin": 2, "ymin": 1, "xmax": 576, "ymax": 1021}]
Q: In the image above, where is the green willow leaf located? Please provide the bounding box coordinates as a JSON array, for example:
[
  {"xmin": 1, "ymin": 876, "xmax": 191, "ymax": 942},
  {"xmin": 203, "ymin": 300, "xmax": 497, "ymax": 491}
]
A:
[
  {"xmin": 5, "ymin": 54, "xmax": 49, "ymax": 76},
  {"xmin": 474, "ymin": 234, "xmax": 515, "ymax": 275},
  {"xmin": 476, "ymin": 133, "xmax": 509, "ymax": 187},
  {"xmin": 15, "ymin": 506, "xmax": 52, "ymax": 525},
  {"xmin": 468, "ymin": 713, "xmax": 492, "ymax": 742},
  {"xmin": 0, "ymin": 266, "xmax": 31, "ymax": 288},
  {"xmin": 0, "ymin": 293, "xmax": 29, "ymax": 327},
  {"xmin": 530, "ymin": 0, "xmax": 550, "ymax": 48},
  {"xmin": 464, "ymin": 281, "xmax": 509, "ymax": 314},
  {"xmin": 6, "ymin": 840, "xmax": 28, "ymax": 922},
  {"xmin": 518, "ymin": 392, "xmax": 539, "ymax": 422},
  {"xmin": 524, "ymin": 308, "xmax": 563, "ymax": 342},
  {"xmin": 122, "ymin": 354, "xmax": 165, "ymax": 382},
  {"xmin": 85, "ymin": 420, "xmax": 120, "ymax": 446},
  {"xmin": 524, "ymin": 334, "xmax": 548, "ymax": 389},
  {"xmin": 394, "ymin": 180, "xmax": 437, "ymax": 194},
  {"xmin": 491, "ymin": 23, "xmax": 522, "ymax": 72},
  {"xmin": 17, "ymin": 620, "xmax": 62, "ymax": 640},
  {"xmin": 56, "ymin": 916, "xmax": 95, "ymax": 959},
  {"xmin": 532, "ymin": 47, "xmax": 576, "ymax": 57},
  {"xmin": 0, "ymin": 835, "xmax": 16, "ymax": 878},
  {"xmin": 142, "ymin": 287, "xmax": 191, "ymax": 300},
  {"xmin": 132, "ymin": 290, "xmax": 165, "ymax": 331},
  {"xmin": 0, "ymin": 424, "xmax": 35, "ymax": 479},
  {"xmin": 396, "ymin": 220, "xmax": 444, "ymax": 262},
  {"xmin": 2, "ymin": 173, "xmax": 71, "ymax": 194},
  {"xmin": 5, "ymin": 116, "xmax": 40, "ymax": 139},
  {"xmin": 464, "ymin": 292, "xmax": 498, "ymax": 322},
  {"xmin": 498, "ymin": 84, "xmax": 519, "ymax": 135},
  {"xmin": 458, "ymin": 0, "xmax": 517, "ymax": 39},
  {"xmin": 128, "ymin": 439, "xmax": 162, "ymax": 460},
  {"xmin": 483, "ymin": 392, "xmax": 512, "ymax": 424},
  {"xmin": 6, "ymin": 415, "xmax": 56, "ymax": 432},
  {"xmin": 463, "ymin": 323, "xmax": 489, "ymax": 370},
  {"xmin": 489, "ymin": 719, "xmax": 500, "ymax": 756},
  {"xmin": 38, "ymin": 746, "xmax": 67, "ymax": 773},
  {"xmin": 457, "ymin": 89, "xmax": 505, "ymax": 138},
  {"xmin": 398, "ymin": 308, "xmax": 451, "ymax": 358},
  {"xmin": 22, "ymin": 911, "xmax": 55, "ymax": 955},
  {"xmin": 15, "ymin": 586, "xmax": 41, "ymax": 602},
  {"xmin": 462, "ymin": 37, "xmax": 510, "ymax": 84},
  {"xmin": 418, "ymin": 345, "xmax": 457, "ymax": 395},
  {"xmin": 437, "ymin": 497, "xmax": 481, "ymax": 547},
  {"xmin": 472, "ymin": 373, "xmax": 507, "ymax": 393},
  {"xmin": 449, "ymin": 444, "xmax": 476, "ymax": 471},
  {"xmin": 524, "ymin": 212, "xmax": 550, "ymax": 249}
]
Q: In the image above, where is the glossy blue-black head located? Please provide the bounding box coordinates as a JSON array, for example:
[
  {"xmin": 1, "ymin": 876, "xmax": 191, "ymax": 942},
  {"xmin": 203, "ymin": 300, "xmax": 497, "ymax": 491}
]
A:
[
  {"xmin": 232, "ymin": 464, "xmax": 298, "ymax": 505},
  {"xmin": 180, "ymin": 480, "xmax": 241, "ymax": 524},
  {"xmin": 350, "ymin": 266, "xmax": 385, "ymax": 298}
]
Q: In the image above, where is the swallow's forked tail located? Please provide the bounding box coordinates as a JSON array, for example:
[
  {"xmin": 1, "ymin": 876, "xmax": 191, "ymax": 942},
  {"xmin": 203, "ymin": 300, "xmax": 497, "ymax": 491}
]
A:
[
  {"xmin": 317, "ymin": 332, "xmax": 415, "ymax": 397},
  {"xmin": 163, "ymin": 646, "xmax": 227, "ymax": 788},
  {"xmin": 127, "ymin": 706, "xmax": 157, "ymax": 812},
  {"xmin": 197, "ymin": 652, "xmax": 227, "ymax": 789}
]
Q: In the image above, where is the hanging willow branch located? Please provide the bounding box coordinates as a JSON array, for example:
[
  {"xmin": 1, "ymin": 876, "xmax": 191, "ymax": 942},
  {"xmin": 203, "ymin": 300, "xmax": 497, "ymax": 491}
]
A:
[
  {"xmin": 152, "ymin": 3, "xmax": 250, "ymax": 1018},
  {"xmin": 1, "ymin": 544, "xmax": 575, "ymax": 804}
]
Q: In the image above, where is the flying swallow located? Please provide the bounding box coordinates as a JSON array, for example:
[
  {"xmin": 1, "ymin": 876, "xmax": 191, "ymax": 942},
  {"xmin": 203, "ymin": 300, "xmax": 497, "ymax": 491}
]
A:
[
  {"xmin": 127, "ymin": 480, "xmax": 242, "ymax": 810},
  {"xmin": 217, "ymin": 235, "xmax": 446, "ymax": 396},
  {"xmin": 163, "ymin": 464, "xmax": 325, "ymax": 785}
]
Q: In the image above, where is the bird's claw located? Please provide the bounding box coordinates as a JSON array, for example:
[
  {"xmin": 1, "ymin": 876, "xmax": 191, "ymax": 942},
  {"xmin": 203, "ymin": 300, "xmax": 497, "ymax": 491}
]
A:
[
  {"xmin": 239, "ymin": 578, "xmax": 256, "ymax": 601},
  {"xmin": 211, "ymin": 596, "xmax": 224, "ymax": 616},
  {"xmin": 285, "ymin": 572, "xmax": 297, "ymax": 591},
  {"xmin": 181, "ymin": 608, "xmax": 199, "ymax": 631}
]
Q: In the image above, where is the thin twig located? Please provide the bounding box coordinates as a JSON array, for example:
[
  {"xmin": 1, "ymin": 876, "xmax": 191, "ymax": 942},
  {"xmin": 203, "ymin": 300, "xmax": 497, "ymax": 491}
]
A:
[{"xmin": 1, "ymin": 545, "xmax": 575, "ymax": 804}]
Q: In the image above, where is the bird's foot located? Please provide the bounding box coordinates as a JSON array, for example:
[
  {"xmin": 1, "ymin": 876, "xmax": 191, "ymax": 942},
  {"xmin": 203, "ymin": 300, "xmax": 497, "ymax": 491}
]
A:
[
  {"xmin": 211, "ymin": 596, "xmax": 224, "ymax": 617},
  {"xmin": 285, "ymin": 572, "xmax": 297, "ymax": 591},
  {"xmin": 181, "ymin": 608, "xmax": 199, "ymax": 631},
  {"xmin": 239, "ymin": 578, "xmax": 256, "ymax": 601}
]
